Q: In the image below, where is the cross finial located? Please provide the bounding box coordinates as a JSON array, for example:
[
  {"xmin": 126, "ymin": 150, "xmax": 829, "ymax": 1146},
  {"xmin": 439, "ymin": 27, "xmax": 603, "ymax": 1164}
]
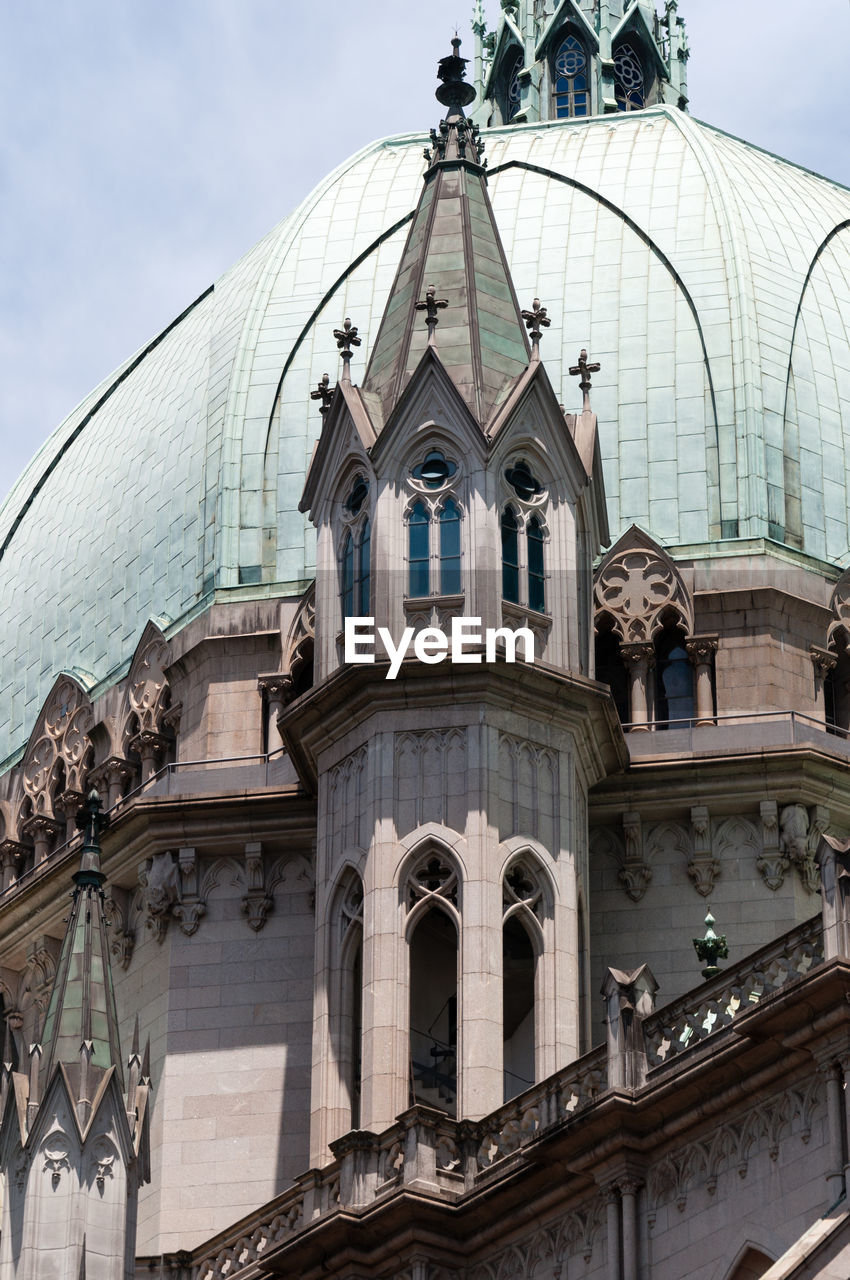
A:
[
  {"xmin": 569, "ymin": 348, "xmax": 601, "ymax": 412},
  {"xmin": 333, "ymin": 317, "xmax": 361, "ymax": 385},
  {"xmin": 521, "ymin": 298, "xmax": 550, "ymax": 358},
  {"xmin": 310, "ymin": 373, "xmax": 335, "ymax": 417},
  {"xmin": 415, "ymin": 284, "xmax": 449, "ymax": 347}
]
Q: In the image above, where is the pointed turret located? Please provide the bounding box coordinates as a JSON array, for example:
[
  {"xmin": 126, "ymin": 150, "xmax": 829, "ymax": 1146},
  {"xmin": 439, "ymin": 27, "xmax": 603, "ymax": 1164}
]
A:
[
  {"xmin": 0, "ymin": 788, "xmax": 151, "ymax": 1280},
  {"xmin": 39, "ymin": 788, "xmax": 124, "ymax": 1123},
  {"xmin": 362, "ymin": 38, "xmax": 530, "ymax": 428}
]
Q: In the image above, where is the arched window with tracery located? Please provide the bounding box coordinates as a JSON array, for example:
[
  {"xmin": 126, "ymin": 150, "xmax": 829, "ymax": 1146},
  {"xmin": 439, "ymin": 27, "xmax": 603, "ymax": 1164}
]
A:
[
  {"xmin": 503, "ymin": 50, "xmax": 524, "ymax": 122},
  {"xmin": 501, "ymin": 507, "xmax": 521, "ymax": 604},
  {"xmin": 408, "ymin": 500, "xmax": 431, "ymax": 597},
  {"xmin": 405, "ymin": 851, "xmax": 460, "ymax": 1116},
  {"xmin": 553, "ymin": 34, "xmax": 589, "ymax": 117},
  {"xmin": 439, "ymin": 499, "xmax": 461, "ymax": 595},
  {"xmin": 614, "ymin": 43, "xmax": 645, "ymax": 110}
]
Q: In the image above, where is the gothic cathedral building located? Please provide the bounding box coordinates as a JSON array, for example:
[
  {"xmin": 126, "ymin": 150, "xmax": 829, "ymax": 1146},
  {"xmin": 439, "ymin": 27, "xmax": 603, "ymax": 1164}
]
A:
[{"xmin": 0, "ymin": 3, "xmax": 849, "ymax": 1278}]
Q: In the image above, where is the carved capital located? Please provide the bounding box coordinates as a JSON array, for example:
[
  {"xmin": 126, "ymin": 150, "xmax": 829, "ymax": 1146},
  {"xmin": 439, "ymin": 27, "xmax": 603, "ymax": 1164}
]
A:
[
  {"xmin": 129, "ymin": 730, "xmax": 169, "ymax": 763},
  {"xmin": 258, "ymin": 672, "xmax": 294, "ymax": 713},
  {"xmin": 686, "ymin": 635, "xmax": 718, "ymax": 667},
  {"xmin": 620, "ymin": 641, "xmax": 655, "ymax": 670},
  {"xmin": 811, "ymin": 645, "xmax": 838, "ymax": 680}
]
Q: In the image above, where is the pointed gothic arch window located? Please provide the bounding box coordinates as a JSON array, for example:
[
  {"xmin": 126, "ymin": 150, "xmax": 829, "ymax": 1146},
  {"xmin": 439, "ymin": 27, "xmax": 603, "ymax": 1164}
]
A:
[
  {"xmin": 595, "ymin": 621, "xmax": 629, "ymax": 723},
  {"xmin": 501, "ymin": 505, "xmax": 548, "ymax": 614},
  {"xmin": 358, "ymin": 517, "xmax": 371, "ymax": 616},
  {"xmin": 614, "ymin": 43, "xmax": 645, "ymax": 110},
  {"xmin": 409, "ymin": 906, "xmax": 458, "ymax": 1115},
  {"xmin": 439, "ymin": 499, "xmax": 461, "ymax": 595},
  {"xmin": 503, "ymin": 50, "xmax": 524, "ymax": 122},
  {"xmin": 408, "ymin": 500, "xmax": 431, "ymax": 597},
  {"xmin": 501, "ymin": 507, "xmax": 521, "ymax": 604},
  {"xmin": 527, "ymin": 515, "xmax": 545, "ymax": 614},
  {"xmin": 553, "ymin": 34, "xmax": 589, "ymax": 118}
]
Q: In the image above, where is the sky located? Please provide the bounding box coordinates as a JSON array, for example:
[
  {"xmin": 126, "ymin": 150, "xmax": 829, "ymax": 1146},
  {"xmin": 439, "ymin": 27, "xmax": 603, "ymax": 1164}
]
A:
[{"xmin": 1, "ymin": 0, "xmax": 848, "ymax": 505}]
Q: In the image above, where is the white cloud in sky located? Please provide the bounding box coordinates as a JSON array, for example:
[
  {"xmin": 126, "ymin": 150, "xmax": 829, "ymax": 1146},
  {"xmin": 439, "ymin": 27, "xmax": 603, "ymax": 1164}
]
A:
[{"xmin": 1, "ymin": 0, "xmax": 848, "ymax": 503}]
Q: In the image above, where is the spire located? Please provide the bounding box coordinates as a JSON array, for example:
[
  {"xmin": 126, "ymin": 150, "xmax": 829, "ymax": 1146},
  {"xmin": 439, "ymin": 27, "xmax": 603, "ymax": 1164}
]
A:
[
  {"xmin": 39, "ymin": 788, "xmax": 124, "ymax": 1121},
  {"xmin": 362, "ymin": 38, "xmax": 530, "ymax": 428}
]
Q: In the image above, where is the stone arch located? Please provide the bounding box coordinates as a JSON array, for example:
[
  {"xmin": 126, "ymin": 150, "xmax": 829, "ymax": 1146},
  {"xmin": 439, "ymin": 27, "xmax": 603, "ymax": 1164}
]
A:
[
  {"xmin": 18, "ymin": 673, "xmax": 95, "ymax": 858},
  {"xmin": 594, "ymin": 525, "xmax": 693, "ymax": 643},
  {"xmin": 121, "ymin": 622, "xmax": 177, "ymax": 782},
  {"xmin": 282, "ymin": 582, "xmax": 315, "ymax": 699}
]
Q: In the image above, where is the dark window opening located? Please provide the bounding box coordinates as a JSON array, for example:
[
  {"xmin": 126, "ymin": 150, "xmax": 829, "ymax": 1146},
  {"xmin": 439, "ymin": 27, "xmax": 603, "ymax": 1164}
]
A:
[
  {"xmin": 614, "ymin": 43, "xmax": 645, "ymax": 110},
  {"xmin": 654, "ymin": 625, "xmax": 694, "ymax": 726},
  {"xmin": 501, "ymin": 507, "xmax": 520, "ymax": 604},
  {"xmin": 527, "ymin": 515, "xmax": 545, "ymax": 613},
  {"xmin": 503, "ymin": 915, "xmax": 535, "ymax": 1103},
  {"xmin": 410, "ymin": 907, "xmax": 458, "ymax": 1116},
  {"xmin": 595, "ymin": 626, "xmax": 629, "ymax": 723},
  {"xmin": 439, "ymin": 499, "xmax": 461, "ymax": 595}
]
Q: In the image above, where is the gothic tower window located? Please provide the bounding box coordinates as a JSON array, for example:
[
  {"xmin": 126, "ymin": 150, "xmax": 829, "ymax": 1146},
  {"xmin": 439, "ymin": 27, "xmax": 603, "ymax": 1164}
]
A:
[
  {"xmin": 614, "ymin": 43, "xmax": 645, "ymax": 110},
  {"xmin": 501, "ymin": 507, "xmax": 521, "ymax": 604},
  {"xmin": 408, "ymin": 500, "xmax": 431, "ymax": 597},
  {"xmin": 502, "ymin": 858, "xmax": 545, "ymax": 1103},
  {"xmin": 504, "ymin": 50, "xmax": 524, "ymax": 122},
  {"xmin": 439, "ymin": 498, "xmax": 462, "ymax": 595},
  {"xmin": 553, "ymin": 34, "xmax": 589, "ymax": 118},
  {"xmin": 334, "ymin": 873, "xmax": 364, "ymax": 1130},
  {"xmin": 406, "ymin": 851, "xmax": 459, "ymax": 1116},
  {"xmin": 527, "ymin": 515, "xmax": 545, "ymax": 613},
  {"xmin": 501, "ymin": 506, "xmax": 548, "ymax": 614},
  {"xmin": 654, "ymin": 623, "xmax": 695, "ymax": 726},
  {"xmin": 340, "ymin": 476, "xmax": 371, "ymax": 618}
]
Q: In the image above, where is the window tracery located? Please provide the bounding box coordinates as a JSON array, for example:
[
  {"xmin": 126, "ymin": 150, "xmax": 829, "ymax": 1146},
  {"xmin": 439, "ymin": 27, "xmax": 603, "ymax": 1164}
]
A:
[
  {"xmin": 405, "ymin": 852, "xmax": 459, "ymax": 913},
  {"xmin": 504, "ymin": 51, "xmax": 524, "ymax": 122},
  {"xmin": 614, "ymin": 43, "xmax": 645, "ymax": 110},
  {"xmin": 553, "ymin": 34, "xmax": 589, "ymax": 118}
]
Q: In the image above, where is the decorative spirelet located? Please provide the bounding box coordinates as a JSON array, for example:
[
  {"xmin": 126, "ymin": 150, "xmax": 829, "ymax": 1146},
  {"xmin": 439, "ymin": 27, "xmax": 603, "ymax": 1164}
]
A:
[
  {"xmin": 416, "ymin": 284, "xmax": 449, "ymax": 346},
  {"xmin": 333, "ymin": 317, "xmax": 361, "ymax": 384},
  {"xmin": 310, "ymin": 373, "xmax": 334, "ymax": 417},
  {"xmin": 569, "ymin": 347, "xmax": 601, "ymax": 411},
  {"xmin": 521, "ymin": 298, "xmax": 551, "ymax": 356}
]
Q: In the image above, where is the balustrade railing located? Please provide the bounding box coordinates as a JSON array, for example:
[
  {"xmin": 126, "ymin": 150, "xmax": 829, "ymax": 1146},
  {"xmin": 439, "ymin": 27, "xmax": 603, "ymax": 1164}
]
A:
[{"xmin": 642, "ymin": 915, "xmax": 824, "ymax": 1070}]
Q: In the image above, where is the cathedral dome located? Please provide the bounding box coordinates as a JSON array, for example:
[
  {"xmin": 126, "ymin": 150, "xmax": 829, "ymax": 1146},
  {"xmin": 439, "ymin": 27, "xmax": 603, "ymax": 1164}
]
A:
[{"xmin": 1, "ymin": 104, "xmax": 849, "ymax": 765}]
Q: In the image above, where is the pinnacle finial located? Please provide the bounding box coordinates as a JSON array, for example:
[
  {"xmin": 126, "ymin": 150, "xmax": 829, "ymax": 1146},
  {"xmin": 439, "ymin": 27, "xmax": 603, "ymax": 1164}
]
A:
[
  {"xmin": 436, "ymin": 36, "xmax": 477, "ymax": 115},
  {"xmin": 693, "ymin": 906, "xmax": 729, "ymax": 979},
  {"xmin": 310, "ymin": 373, "xmax": 335, "ymax": 418},
  {"xmin": 569, "ymin": 348, "xmax": 601, "ymax": 412},
  {"xmin": 74, "ymin": 788, "xmax": 108, "ymax": 887},
  {"xmin": 333, "ymin": 318, "xmax": 361, "ymax": 386},
  {"xmin": 521, "ymin": 298, "xmax": 551, "ymax": 358},
  {"xmin": 415, "ymin": 285, "xmax": 449, "ymax": 347}
]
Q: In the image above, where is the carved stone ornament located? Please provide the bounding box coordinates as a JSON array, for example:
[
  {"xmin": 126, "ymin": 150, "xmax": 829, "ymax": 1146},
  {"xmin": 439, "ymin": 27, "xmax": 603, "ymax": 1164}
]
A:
[
  {"xmin": 620, "ymin": 812, "xmax": 651, "ymax": 902},
  {"xmin": 688, "ymin": 807, "xmax": 720, "ymax": 897},
  {"xmin": 20, "ymin": 676, "xmax": 95, "ymax": 835},
  {"xmin": 594, "ymin": 526, "xmax": 693, "ymax": 643},
  {"xmin": 758, "ymin": 800, "xmax": 788, "ymax": 891},
  {"xmin": 138, "ymin": 852, "xmax": 180, "ymax": 942},
  {"xmin": 241, "ymin": 842, "xmax": 274, "ymax": 932},
  {"xmin": 778, "ymin": 804, "xmax": 825, "ymax": 895},
  {"xmin": 811, "ymin": 645, "xmax": 838, "ymax": 681}
]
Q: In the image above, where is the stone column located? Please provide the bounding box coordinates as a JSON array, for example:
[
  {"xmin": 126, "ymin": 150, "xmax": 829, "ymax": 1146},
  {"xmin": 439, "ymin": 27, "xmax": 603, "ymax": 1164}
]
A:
[
  {"xmin": 604, "ymin": 1184, "xmax": 620, "ymax": 1280},
  {"xmin": 820, "ymin": 1060, "xmax": 846, "ymax": 1204},
  {"xmin": 131, "ymin": 731, "xmax": 169, "ymax": 783},
  {"xmin": 620, "ymin": 1177, "xmax": 640, "ymax": 1280},
  {"xmin": 21, "ymin": 816, "xmax": 62, "ymax": 865},
  {"xmin": 620, "ymin": 643, "xmax": 654, "ymax": 731},
  {"xmin": 686, "ymin": 635, "xmax": 718, "ymax": 727},
  {"xmin": 0, "ymin": 841, "xmax": 26, "ymax": 891},
  {"xmin": 56, "ymin": 788, "xmax": 85, "ymax": 843},
  {"xmin": 258, "ymin": 674, "xmax": 292, "ymax": 756}
]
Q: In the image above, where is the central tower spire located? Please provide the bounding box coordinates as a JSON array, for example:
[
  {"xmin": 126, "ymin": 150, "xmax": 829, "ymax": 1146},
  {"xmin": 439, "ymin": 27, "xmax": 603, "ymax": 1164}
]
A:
[{"xmin": 362, "ymin": 38, "xmax": 530, "ymax": 429}]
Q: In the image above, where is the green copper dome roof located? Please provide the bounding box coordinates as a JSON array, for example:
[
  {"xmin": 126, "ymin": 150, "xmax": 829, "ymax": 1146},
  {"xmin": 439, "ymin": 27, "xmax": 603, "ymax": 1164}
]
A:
[{"xmin": 1, "ymin": 106, "xmax": 849, "ymax": 765}]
